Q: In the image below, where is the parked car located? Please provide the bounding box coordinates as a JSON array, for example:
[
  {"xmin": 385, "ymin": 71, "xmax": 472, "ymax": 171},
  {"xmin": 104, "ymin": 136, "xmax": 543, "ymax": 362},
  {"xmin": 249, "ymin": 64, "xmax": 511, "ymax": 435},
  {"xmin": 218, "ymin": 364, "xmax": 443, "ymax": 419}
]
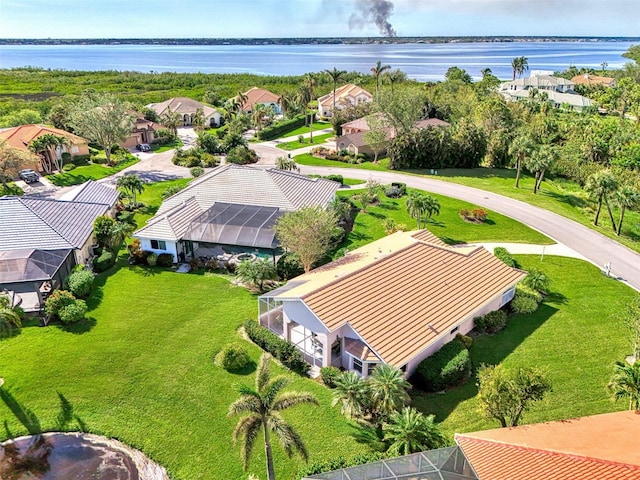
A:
[
  {"xmin": 136, "ymin": 143, "xmax": 151, "ymax": 152},
  {"xmin": 19, "ymin": 169, "xmax": 39, "ymax": 183}
]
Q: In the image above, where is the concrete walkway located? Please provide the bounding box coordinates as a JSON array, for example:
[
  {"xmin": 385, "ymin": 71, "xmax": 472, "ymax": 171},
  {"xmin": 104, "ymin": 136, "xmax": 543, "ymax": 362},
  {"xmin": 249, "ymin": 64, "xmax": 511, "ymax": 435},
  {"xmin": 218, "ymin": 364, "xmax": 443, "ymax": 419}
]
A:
[{"xmin": 472, "ymin": 242, "xmax": 589, "ymax": 261}]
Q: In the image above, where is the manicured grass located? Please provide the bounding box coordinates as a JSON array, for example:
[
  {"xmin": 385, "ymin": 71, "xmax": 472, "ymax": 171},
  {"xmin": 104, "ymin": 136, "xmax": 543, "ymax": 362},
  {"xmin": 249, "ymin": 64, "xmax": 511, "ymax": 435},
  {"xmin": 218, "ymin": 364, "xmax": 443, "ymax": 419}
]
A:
[
  {"xmin": 335, "ymin": 187, "xmax": 552, "ymax": 254},
  {"xmin": 342, "ymin": 178, "xmax": 366, "ymax": 186},
  {"xmin": 48, "ymin": 157, "xmax": 139, "ymax": 186},
  {"xmin": 0, "ymin": 267, "xmax": 367, "ymax": 480},
  {"xmin": 276, "ymin": 122, "xmax": 332, "ymax": 139},
  {"xmin": 412, "ymin": 255, "xmax": 634, "ymax": 437},
  {"xmin": 277, "ymin": 133, "xmax": 334, "ymax": 151},
  {"xmin": 133, "ymin": 178, "xmax": 192, "ymax": 227},
  {"xmin": 151, "ymin": 139, "xmax": 183, "ymax": 153},
  {"xmin": 0, "ymin": 182, "xmax": 23, "ymax": 196},
  {"xmin": 296, "ymin": 153, "xmax": 390, "ymax": 171}
]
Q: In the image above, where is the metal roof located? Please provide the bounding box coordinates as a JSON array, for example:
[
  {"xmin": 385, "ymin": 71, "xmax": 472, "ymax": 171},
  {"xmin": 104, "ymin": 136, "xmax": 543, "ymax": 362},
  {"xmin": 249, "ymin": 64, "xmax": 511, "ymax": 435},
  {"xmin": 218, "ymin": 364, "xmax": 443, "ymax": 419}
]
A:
[
  {"xmin": 0, "ymin": 248, "xmax": 73, "ymax": 283},
  {"xmin": 58, "ymin": 180, "xmax": 119, "ymax": 207}
]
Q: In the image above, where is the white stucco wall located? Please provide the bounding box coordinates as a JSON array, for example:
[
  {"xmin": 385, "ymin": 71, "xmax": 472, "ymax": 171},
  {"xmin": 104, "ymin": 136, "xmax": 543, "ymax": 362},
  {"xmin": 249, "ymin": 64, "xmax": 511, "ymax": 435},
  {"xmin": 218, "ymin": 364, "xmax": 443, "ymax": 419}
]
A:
[
  {"xmin": 138, "ymin": 237, "xmax": 178, "ymax": 262},
  {"xmin": 282, "ymin": 300, "xmax": 329, "ymax": 335}
]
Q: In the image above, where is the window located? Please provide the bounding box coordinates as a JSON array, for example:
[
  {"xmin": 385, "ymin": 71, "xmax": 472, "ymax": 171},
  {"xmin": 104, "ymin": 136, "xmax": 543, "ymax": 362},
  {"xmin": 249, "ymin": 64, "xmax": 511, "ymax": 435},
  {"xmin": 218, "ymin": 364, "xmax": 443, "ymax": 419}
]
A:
[
  {"xmin": 150, "ymin": 239, "xmax": 166, "ymax": 250},
  {"xmin": 450, "ymin": 326, "xmax": 459, "ymax": 335},
  {"xmin": 352, "ymin": 358, "xmax": 363, "ymax": 375},
  {"xmin": 367, "ymin": 362, "xmax": 377, "ymax": 376},
  {"xmin": 71, "ymin": 145, "xmax": 79, "ymax": 154}
]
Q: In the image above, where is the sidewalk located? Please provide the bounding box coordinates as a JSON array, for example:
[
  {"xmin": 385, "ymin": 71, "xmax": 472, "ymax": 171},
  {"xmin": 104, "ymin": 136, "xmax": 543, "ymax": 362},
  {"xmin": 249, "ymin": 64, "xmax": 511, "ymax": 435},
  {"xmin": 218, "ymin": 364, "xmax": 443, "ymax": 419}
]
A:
[{"xmin": 470, "ymin": 242, "xmax": 588, "ymax": 261}]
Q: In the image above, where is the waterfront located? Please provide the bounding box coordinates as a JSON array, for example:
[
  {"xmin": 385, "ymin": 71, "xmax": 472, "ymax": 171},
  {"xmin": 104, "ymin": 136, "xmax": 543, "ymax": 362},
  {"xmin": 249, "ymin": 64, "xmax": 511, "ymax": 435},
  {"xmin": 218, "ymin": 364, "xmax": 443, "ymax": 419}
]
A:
[{"xmin": 0, "ymin": 40, "xmax": 635, "ymax": 80}]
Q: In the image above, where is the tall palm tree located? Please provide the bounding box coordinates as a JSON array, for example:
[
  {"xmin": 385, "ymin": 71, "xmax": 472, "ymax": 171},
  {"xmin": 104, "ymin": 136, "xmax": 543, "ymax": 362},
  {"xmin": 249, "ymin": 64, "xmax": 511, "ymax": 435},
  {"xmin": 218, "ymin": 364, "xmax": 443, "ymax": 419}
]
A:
[
  {"xmin": 302, "ymin": 73, "xmax": 317, "ymax": 142},
  {"xmin": 368, "ymin": 364, "xmax": 411, "ymax": 423},
  {"xmin": 608, "ymin": 360, "xmax": 640, "ymax": 412},
  {"xmin": 228, "ymin": 353, "xmax": 318, "ymax": 480},
  {"xmin": 371, "ymin": 60, "xmax": 391, "ymax": 100},
  {"xmin": 423, "ymin": 195, "xmax": 441, "ymax": 223},
  {"xmin": 615, "ymin": 185, "xmax": 640, "ymax": 236},
  {"xmin": 385, "ymin": 69, "xmax": 405, "ymax": 100},
  {"xmin": 191, "ymin": 107, "xmax": 206, "ymax": 133},
  {"xmin": 508, "ymin": 133, "xmax": 534, "ymax": 188},
  {"xmin": 331, "ymin": 371, "xmax": 368, "ymax": 420},
  {"xmin": 252, "ymin": 104, "xmax": 270, "ymax": 132},
  {"xmin": 323, "ymin": 67, "xmax": 346, "ymax": 117},
  {"xmin": 524, "ymin": 145, "xmax": 557, "ymax": 194},
  {"xmin": 236, "ymin": 90, "xmax": 249, "ymax": 111},
  {"xmin": 161, "ymin": 109, "xmax": 182, "ymax": 137},
  {"xmin": 383, "ymin": 407, "xmax": 446, "ymax": 456},
  {"xmin": 585, "ymin": 169, "xmax": 618, "ymax": 227},
  {"xmin": 28, "ymin": 134, "xmax": 68, "ymax": 173},
  {"xmin": 116, "ymin": 173, "xmax": 145, "ymax": 206},
  {"xmin": 480, "ymin": 67, "xmax": 493, "ymax": 78},
  {"xmin": 278, "ymin": 92, "xmax": 297, "ymax": 119},
  {"xmin": 511, "ymin": 56, "xmax": 529, "ymax": 80}
]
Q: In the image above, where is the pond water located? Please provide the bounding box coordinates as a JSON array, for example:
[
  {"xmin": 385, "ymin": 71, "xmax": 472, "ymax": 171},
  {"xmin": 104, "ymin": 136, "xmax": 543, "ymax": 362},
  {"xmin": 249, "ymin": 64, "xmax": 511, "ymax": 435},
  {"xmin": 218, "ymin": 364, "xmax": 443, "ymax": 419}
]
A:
[{"xmin": 0, "ymin": 432, "xmax": 170, "ymax": 480}]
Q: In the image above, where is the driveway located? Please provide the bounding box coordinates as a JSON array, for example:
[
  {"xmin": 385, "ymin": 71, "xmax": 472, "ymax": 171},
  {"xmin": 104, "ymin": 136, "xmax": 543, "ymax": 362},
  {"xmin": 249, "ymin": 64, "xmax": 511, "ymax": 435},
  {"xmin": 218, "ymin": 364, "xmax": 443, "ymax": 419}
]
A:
[
  {"xmin": 98, "ymin": 149, "xmax": 191, "ymax": 186},
  {"xmin": 297, "ymin": 165, "xmax": 640, "ymax": 292}
]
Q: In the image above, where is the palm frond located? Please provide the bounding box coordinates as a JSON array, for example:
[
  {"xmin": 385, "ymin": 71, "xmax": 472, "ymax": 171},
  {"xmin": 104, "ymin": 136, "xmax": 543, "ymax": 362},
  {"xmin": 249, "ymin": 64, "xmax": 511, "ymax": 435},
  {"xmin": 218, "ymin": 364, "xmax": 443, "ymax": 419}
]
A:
[
  {"xmin": 272, "ymin": 391, "xmax": 319, "ymax": 411},
  {"xmin": 262, "ymin": 376, "xmax": 290, "ymax": 407},
  {"xmin": 255, "ymin": 353, "xmax": 272, "ymax": 392},
  {"xmin": 268, "ymin": 413, "xmax": 309, "ymax": 462},
  {"xmin": 228, "ymin": 395, "xmax": 261, "ymax": 417},
  {"xmin": 234, "ymin": 415, "xmax": 262, "ymax": 470}
]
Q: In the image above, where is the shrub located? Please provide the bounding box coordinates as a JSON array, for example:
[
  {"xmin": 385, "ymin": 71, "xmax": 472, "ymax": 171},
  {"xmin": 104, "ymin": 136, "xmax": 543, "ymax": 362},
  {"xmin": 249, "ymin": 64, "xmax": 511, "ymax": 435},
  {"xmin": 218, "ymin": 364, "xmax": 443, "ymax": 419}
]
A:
[
  {"xmin": 157, "ymin": 253, "xmax": 174, "ymax": 267},
  {"xmin": 455, "ymin": 333, "xmax": 473, "ymax": 349},
  {"xmin": 226, "ymin": 146, "xmax": 258, "ymax": 165},
  {"xmin": 189, "ymin": 257, "xmax": 201, "ymax": 270},
  {"xmin": 92, "ymin": 153, "xmax": 108, "ymax": 164},
  {"xmin": 298, "ymin": 135, "xmax": 304, "ymax": 143},
  {"xmin": 301, "ymin": 452, "xmax": 389, "ymax": 476},
  {"xmin": 127, "ymin": 239, "xmax": 151, "ymax": 265},
  {"xmin": 205, "ymin": 258, "xmax": 220, "ymax": 271},
  {"xmin": 459, "ymin": 208, "xmax": 470, "ymax": 219},
  {"xmin": 413, "ymin": 340, "xmax": 471, "ymax": 392},
  {"xmin": 325, "ymin": 174, "xmax": 343, "ymax": 185},
  {"xmin": 256, "ymin": 114, "xmax": 306, "ymax": 140},
  {"xmin": 243, "ymin": 319, "xmax": 307, "ymax": 374},
  {"xmin": 201, "ymin": 153, "xmax": 219, "ymax": 168},
  {"xmin": 72, "ymin": 154, "xmax": 91, "ymax": 165},
  {"xmin": 523, "ymin": 268, "xmax": 551, "ymax": 294},
  {"xmin": 190, "ymin": 166, "xmax": 204, "ymax": 177},
  {"xmin": 482, "ymin": 310, "xmax": 508, "ymax": 334},
  {"xmin": 58, "ymin": 300, "xmax": 87, "ymax": 324},
  {"xmin": 511, "ymin": 294, "xmax": 539, "ymax": 314},
  {"xmin": 45, "ymin": 290, "xmax": 76, "ymax": 319},
  {"xmin": 516, "ymin": 283, "xmax": 543, "ymax": 303},
  {"xmin": 62, "ymin": 163, "xmax": 76, "ymax": 172},
  {"xmin": 320, "ymin": 366, "xmax": 341, "ymax": 388},
  {"xmin": 494, "ymin": 247, "xmax": 516, "ymax": 267},
  {"xmin": 276, "ymin": 253, "xmax": 304, "ymax": 280},
  {"xmin": 93, "ymin": 250, "xmax": 115, "ymax": 273},
  {"xmin": 64, "ymin": 268, "xmax": 94, "ymax": 299},
  {"xmin": 147, "ymin": 253, "xmax": 158, "ymax": 266},
  {"xmin": 214, "ymin": 343, "xmax": 251, "ymax": 371},
  {"xmin": 471, "ymin": 208, "xmax": 487, "ymax": 222}
]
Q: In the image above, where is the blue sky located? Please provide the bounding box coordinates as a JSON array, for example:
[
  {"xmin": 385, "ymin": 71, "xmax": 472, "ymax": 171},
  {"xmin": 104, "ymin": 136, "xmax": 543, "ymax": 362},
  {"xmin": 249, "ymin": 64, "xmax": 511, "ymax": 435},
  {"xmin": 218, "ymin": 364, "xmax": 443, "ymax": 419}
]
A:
[{"xmin": 1, "ymin": 0, "xmax": 638, "ymax": 38}]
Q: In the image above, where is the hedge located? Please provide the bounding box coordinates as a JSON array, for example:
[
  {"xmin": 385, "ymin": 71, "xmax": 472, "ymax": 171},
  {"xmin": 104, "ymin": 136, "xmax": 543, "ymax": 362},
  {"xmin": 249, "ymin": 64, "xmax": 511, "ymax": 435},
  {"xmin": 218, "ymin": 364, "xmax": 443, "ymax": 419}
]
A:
[
  {"xmin": 243, "ymin": 319, "xmax": 307, "ymax": 374},
  {"xmin": 413, "ymin": 340, "xmax": 471, "ymax": 392},
  {"xmin": 93, "ymin": 250, "xmax": 115, "ymax": 272},
  {"xmin": 256, "ymin": 114, "xmax": 307, "ymax": 140},
  {"xmin": 494, "ymin": 247, "xmax": 516, "ymax": 267},
  {"xmin": 300, "ymin": 452, "xmax": 389, "ymax": 478}
]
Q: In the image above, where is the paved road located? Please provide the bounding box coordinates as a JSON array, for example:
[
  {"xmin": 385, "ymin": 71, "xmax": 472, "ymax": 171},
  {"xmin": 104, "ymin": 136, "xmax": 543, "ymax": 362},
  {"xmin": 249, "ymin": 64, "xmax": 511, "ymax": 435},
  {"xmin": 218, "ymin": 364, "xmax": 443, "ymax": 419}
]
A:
[{"xmin": 297, "ymin": 165, "xmax": 640, "ymax": 292}]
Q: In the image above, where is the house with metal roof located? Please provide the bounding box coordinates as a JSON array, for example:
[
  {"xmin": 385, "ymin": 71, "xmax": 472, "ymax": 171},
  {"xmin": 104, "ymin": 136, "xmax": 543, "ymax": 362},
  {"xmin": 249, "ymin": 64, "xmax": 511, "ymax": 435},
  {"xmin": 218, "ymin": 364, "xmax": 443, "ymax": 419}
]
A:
[
  {"xmin": 0, "ymin": 194, "xmax": 114, "ymax": 311},
  {"xmin": 259, "ymin": 230, "xmax": 525, "ymax": 377},
  {"xmin": 499, "ymin": 73, "xmax": 594, "ymax": 111},
  {"xmin": 133, "ymin": 164, "xmax": 340, "ymax": 263}
]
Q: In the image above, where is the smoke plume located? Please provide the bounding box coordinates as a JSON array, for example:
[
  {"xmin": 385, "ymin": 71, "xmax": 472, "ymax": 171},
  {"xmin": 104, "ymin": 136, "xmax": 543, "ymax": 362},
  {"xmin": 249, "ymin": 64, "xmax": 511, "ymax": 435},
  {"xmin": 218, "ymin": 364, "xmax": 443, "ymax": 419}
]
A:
[{"xmin": 349, "ymin": 0, "xmax": 397, "ymax": 37}]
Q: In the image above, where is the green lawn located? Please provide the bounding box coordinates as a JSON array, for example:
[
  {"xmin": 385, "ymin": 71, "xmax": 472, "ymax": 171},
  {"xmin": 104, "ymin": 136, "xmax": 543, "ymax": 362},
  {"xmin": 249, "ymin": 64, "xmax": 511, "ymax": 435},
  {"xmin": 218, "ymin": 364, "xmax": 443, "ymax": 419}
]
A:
[
  {"xmin": 277, "ymin": 133, "xmax": 334, "ymax": 151},
  {"xmin": 0, "ymin": 182, "xmax": 23, "ymax": 196},
  {"xmin": 151, "ymin": 139, "xmax": 183, "ymax": 153},
  {"xmin": 296, "ymin": 153, "xmax": 390, "ymax": 171},
  {"xmin": 336, "ymin": 187, "xmax": 552, "ymax": 254},
  {"xmin": 342, "ymin": 178, "xmax": 366, "ymax": 186},
  {"xmin": 275, "ymin": 122, "xmax": 332, "ymax": 140},
  {"xmin": 412, "ymin": 255, "xmax": 635, "ymax": 437},
  {"xmin": 48, "ymin": 157, "xmax": 139, "ymax": 186},
  {"xmin": 0, "ymin": 266, "xmax": 367, "ymax": 480}
]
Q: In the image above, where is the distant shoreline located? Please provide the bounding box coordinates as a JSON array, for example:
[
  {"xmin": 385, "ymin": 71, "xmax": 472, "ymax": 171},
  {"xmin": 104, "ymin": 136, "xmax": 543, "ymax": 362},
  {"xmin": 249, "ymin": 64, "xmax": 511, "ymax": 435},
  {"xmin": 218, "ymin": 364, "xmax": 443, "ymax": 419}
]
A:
[{"xmin": 1, "ymin": 36, "xmax": 639, "ymax": 46}]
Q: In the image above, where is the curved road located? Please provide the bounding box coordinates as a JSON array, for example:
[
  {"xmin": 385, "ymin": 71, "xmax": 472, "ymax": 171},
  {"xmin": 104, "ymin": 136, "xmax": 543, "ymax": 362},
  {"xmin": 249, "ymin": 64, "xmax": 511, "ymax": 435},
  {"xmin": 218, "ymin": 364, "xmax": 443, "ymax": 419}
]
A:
[{"xmin": 296, "ymin": 164, "xmax": 640, "ymax": 292}]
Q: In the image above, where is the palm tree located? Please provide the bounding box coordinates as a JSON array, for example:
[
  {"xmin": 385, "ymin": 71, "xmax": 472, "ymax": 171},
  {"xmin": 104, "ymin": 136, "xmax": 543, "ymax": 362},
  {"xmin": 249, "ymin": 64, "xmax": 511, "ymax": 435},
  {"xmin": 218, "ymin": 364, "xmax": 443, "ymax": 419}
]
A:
[
  {"xmin": 383, "ymin": 407, "xmax": 446, "ymax": 456},
  {"xmin": 331, "ymin": 371, "xmax": 368, "ymax": 420},
  {"xmin": 371, "ymin": 60, "xmax": 391, "ymax": 100},
  {"xmin": 406, "ymin": 192, "xmax": 429, "ymax": 229},
  {"xmin": 107, "ymin": 221, "xmax": 134, "ymax": 252},
  {"xmin": 252, "ymin": 104, "xmax": 270, "ymax": 132},
  {"xmin": 0, "ymin": 294, "xmax": 22, "ymax": 339},
  {"xmin": 275, "ymin": 156, "xmax": 299, "ymax": 172},
  {"xmin": 228, "ymin": 353, "xmax": 318, "ymax": 480},
  {"xmin": 524, "ymin": 145, "xmax": 557, "ymax": 194},
  {"xmin": 385, "ymin": 69, "xmax": 405, "ymax": 100},
  {"xmin": 614, "ymin": 185, "xmax": 640, "ymax": 236},
  {"xmin": 278, "ymin": 92, "xmax": 297, "ymax": 119},
  {"xmin": 28, "ymin": 134, "xmax": 68, "ymax": 173},
  {"xmin": 511, "ymin": 56, "xmax": 529, "ymax": 80},
  {"xmin": 302, "ymin": 73, "xmax": 317, "ymax": 142},
  {"xmin": 608, "ymin": 360, "xmax": 640, "ymax": 412},
  {"xmin": 116, "ymin": 173, "xmax": 145, "ymax": 206},
  {"xmin": 191, "ymin": 107, "xmax": 206, "ymax": 133},
  {"xmin": 585, "ymin": 170, "xmax": 619, "ymax": 227},
  {"xmin": 368, "ymin": 364, "xmax": 411, "ymax": 423},
  {"xmin": 323, "ymin": 67, "xmax": 347, "ymax": 117},
  {"xmin": 480, "ymin": 67, "xmax": 493, "ymax": 78},
  {"xmin": 236, "ymin": 90, "xmax": 249, "ymax": 111},
  {"xmin": 508, "ymin": 133, "xmax": 534, "ymax": 188},
  {"xmin": 161, "ymin": 109, "xmax": 182, "ymax": 137},
  {"xmin": 423, "ymin": 195, "xmax": 441, "ymax": 223}
]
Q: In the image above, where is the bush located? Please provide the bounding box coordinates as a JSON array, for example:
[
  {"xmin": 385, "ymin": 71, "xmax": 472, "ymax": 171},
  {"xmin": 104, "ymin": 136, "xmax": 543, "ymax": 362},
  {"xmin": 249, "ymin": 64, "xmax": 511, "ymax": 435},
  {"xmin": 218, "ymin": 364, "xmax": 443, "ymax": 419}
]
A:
[
  {"xmin": 243, "ymin": 319, "xmax": 307, "ymax": 374},
  {"xmin": 64, "ymin": 268, "xmax": 94, "ymax": 299},
  {"xmin": 190, "ymin": 166, "xmax": 204, "ymax": 177},
  {"xmin": 298, "ymin": 135, "xmax": 304, "ymax": 143},
  {"xmin": 413, "ymin": 340, "xmax": 471, "ymax": 392},
  {"xmin": 61, "ymin": 152, "xmax": 72, "ymax": 164},
  {"xmin": 147, "ymin": 253, "xmax": 158, "ymax": 266},
  {"xmin": 320, "ymin": 366, "xmax": 341, "ymax": 388},
  {"xmin": 157, "ymin": 253, "xmax": 174, "ymax": 267},
  {"xmin": 58, "ymin": 299, "xmax": 87, "ymax": 324},
  {"xmin": 516, "ymin": 283, "xmax": 543, "ymax": 303},
  {"xmin": 494, "ymin": 247, "xmax": 516, "ymax": 267},
  {"xmin": 455, "ymin": 333, "xmax": 473, "ymax": 349},
  {"xmin": 92, "ymin": 153, "xmax": 108, "ymax": 164},
  {"xmin": 256, "ymin": 114, "xmax": 306, "ymax": 140},
  {"xmin": 276, "ymin": 253, "xmax": 304, "ymax": 280},
  {"xmin": 127, "ymin": 239, "xmax": 151, "ymax": 265},
  {"xmin": 471, "ymin": 208, "xmax": 487, "ymax": 222},
  {"xmin": 93, "ymin": 250, "xmax": 115, "ymax": 273},
  {"xmin": 214, "ymin": 343, "xmax": 251, "ymax": 371},
  {"xmin": 62, "ymin": 163, "xmax": 76, "ymax": 172},
  {"xmin": 226, "ymin": 145, "xmax": 258, "ymax": 165},
  {"xmin": 511, "ymin": 294, "xmax": 539, "ymax": 314},
  {"xmin": 475, "ymin": 309, "xmax": 508, "ymax": 334},
  {"xmin": 325, "ymin": 174, "xmax": 343, "ymax": 185},
  {"xmin": 44, "ymin": 290, "xmax": 76, "ymax": 319},
  {"xmin": 72, "ymin": 154, "xmax": 91, "ymax": 165},
  {"xmin": 301, "ymin": 452, "xmax": 389, "ymax": 477},
  {"xmin": 523, "ymin": 268, "xmax": 551, "ymax": 294}
]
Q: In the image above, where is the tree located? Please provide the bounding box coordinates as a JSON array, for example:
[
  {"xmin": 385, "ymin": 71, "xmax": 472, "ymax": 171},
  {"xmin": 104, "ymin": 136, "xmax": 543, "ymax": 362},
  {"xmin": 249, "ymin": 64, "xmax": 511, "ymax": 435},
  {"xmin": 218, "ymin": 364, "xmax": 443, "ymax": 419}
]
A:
[
  {"xmin": 383, "ymin": 407, "xmax": 446, "ymax": 456},
  {"xmin": 116, "ymin": 173, "xmax": 145, "ymax": 206},
  {"xmin": 477, "ymin": 364, "xmax": 552, "ymax": 428},
  {"xmin": 356, "ymin": 179, "xmax": 383, "ymax": 212},
  {"xmin": 69, "ymin": 93, "xmax": 134, "ymax": 166},
  {"xmin": 364, "ymin": 125, "xmax": 388, "ymax": 163},
  {"xmin": 367, "ymin": 364, "xmax": 411, "ymax": 423},
  {"xmin": 252, "ymin": 104, "xmax": 270, "ymax": 132},
  {"xmin": 323, "ymin": 67, "xmax": 347, "ymax": 115},
  {"xmin": 191, "ymin": 107, "xmax": 206, "ymax": 133},
  {"xmin": 275, "ymin": 156, "xmax": 299, "ymax": 172},
  {"xmin": 406, "ymin": 192, "xmax": 440, "ymax": 229},
  {"xmin": 302, "ymin": 74, "xmax": 317, "ymax": 142},
  {"xmin": 444, "ymin": 66, "xmax": 472, "ymax": 84},
  {"xmin": 0, "ymin": 140, "xmax": 38, "ymax": 187},
  {"xmin": 228, "ymin": 353, "xmax": 318, "ymax": 480},
  {"xmin": 236, "ymin": 258, "xmax": 278, "ymax": 293},
  {"xmin": 28, "ymin": 133, "xmax": 68, "ymax": 173},
  {"xmin": 524, "ymin": 145, "xmax": 557, "ymax": 194},
  {"xmin": 275, "ymin": 206, "xmax": 342, "ymax": 273},
  {"xmin": 385, "ymin": 69, "xmax": 406, "ymax": 99},
  {"xmin": 375, "ymin": 87, "xmax": 425, "ymax": 136},
  {"xmin": 0, "ymin": 293, "xmax": 22, "ymax": 338},
  {"xmin": 93, "ymin": 215, "xmax": 116, "ymax": 248},
  {"xmin": 584, "ymin": 170, "xmax": 618, "ymax": 227},
  {"xmin": 161, "ymin": 109, "xmax": 183, "ymax": 137},
  {"xmin": 511, "ymin": 56, "xmax": 529, "ymax": 80},
  {"xmin": 508, "ymin": 133, "xmax": 535, "ymax": 188},
  {"xmin": 278, "ymin": 92, "xmax": 298, "ymax": 119},
  {"xmin": 331, "ymin": 370, "xmax": 369, "ymax": 419},
  {"xmin": 608, "ymin": 361, "xmax": 640, "ymax": 412},
  {"xmin": 614, "ymin": 184, "xmax": 640, "ymax": 236},
  {"xmin": 371, "ymin": 60, "xmax": 391, "ymax": 100}
]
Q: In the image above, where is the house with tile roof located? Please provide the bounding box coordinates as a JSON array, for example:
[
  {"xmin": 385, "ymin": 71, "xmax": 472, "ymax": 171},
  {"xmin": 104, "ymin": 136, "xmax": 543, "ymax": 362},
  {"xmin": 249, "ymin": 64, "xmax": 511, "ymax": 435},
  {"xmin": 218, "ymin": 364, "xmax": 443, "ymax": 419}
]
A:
[
  {"xmin": 133, "ymin": 164, "xmax": 340, "ymax": 263},
  {"xmin": 259, "ymin": 230, "xmax": 525, "ymax": 377},
  {"xmin": 145, "ymin": 97, "xmax": 221, "ymax": 127},
  {"xmin": 318, "ymin": 84, "xmax": 373, "ymax": 118},
  {"xmin": 238, "ymin": 87, "xmax": 282, "ymax": 114},
  {"xmin": 120, "ymin": 112, "xmax": 165, "ymax": 149},
  {"xmin": 0, "ymin": 193, "xmax": 115, "ymax": 311},
  {"xmin": 0, "ymin": 124, "xmax": 90, "ymax": 173},
  {"xmin": 571, "ymin": 73, "xmax": 617, "ymax": 88}
]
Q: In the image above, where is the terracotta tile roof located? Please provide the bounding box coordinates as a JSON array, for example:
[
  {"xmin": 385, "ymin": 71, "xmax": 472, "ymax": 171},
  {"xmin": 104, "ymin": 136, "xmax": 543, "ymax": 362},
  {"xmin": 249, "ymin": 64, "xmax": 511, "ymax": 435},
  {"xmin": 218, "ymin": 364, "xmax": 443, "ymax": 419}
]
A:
[
  {"xmin": 145, "ymin": 97, "xmax": 218, "ymax": 118},
  {"xmin": 415, "ymin": 118, "xmax": 451, "ymax": 129},
  {"xmin": 571, "ymin": 74, "xmax": 616, "ymax": 86},
  {"xmin": 271, "ymin": 231, "xmax": 525, "ymax": 367},
  {"xmin": 344, "ymin": 337, "xmax": 380, "ymax": 362},
  {"xmin": 411, "ymin": 229, "xmax": 448, "ymax": 245},
  {"xmin": 318, "ymin": 83, "xmax": 372, "ymax": 108},
  {"xmin": 240, "ymin": 87, "xmax": 280, "ymax": 110},
  {"xmin": 456, "ymin": 411, "xmax": 640, "ymax": 480},
  {"xmin": 0, "ymin": 124, "xmax": 88, "ymax": 152}
]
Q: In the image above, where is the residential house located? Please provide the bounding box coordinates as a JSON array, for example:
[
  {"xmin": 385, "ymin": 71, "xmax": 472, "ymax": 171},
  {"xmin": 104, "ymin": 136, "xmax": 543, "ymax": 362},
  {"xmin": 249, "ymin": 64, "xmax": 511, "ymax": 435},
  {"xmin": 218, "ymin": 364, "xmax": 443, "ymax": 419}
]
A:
[
  {"xmin": 499, "ymin": 74, "xmax": 576, "ymax": 94},
  {"xmin": 120, "ymin": 112, "xmax": 164, "ymax": 149},
  {"xmin": 145, "ymin": 97, "xmax": 222, "ymax": 128},
  {"xmin": 259, "ymin": 230, "xmax": 525, "ymax": 377},
  {"xmin": 317, "ymin": 84, "xmax": 373, "ymax": 118},
  {"xmin": 0, "ymin": 124, "xmax": 90, "ymax": 173},
  {"xmin": 499, "ymin": 73, "xmax": 593, "ymax": 111},
  {"xmin": 0, "ymin": 184, "xmax": 118, "ymax": 311},
  {"xmin": 571, "ymin": 73, "xmax": 617, "ymax": 88},
  {"xmin": 133, "ymin": 164, "xmax": 340, "ymax": 263},
  {"xmin": 303, "ymin": 411, "xmax": 640, "ymax": 480},
  {"xmin": 336, "ymin": 114, "xmax": 450, "ymax": 157},
  {"xmin": 239, "ymin": 87, "xmax": 282, "ymax": 114}
]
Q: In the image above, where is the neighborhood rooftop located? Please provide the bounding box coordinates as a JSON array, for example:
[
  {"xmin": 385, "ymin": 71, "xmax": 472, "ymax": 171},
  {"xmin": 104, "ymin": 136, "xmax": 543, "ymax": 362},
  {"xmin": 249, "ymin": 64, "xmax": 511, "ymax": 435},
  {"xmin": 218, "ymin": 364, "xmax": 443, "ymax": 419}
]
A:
[
  {"xmin": 57, "ymin": 179, "xmax": 120, "ymax": 207},
  {"xmin": 0, "ymin": 124, "xmax": 87, "ymax": 151}
]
